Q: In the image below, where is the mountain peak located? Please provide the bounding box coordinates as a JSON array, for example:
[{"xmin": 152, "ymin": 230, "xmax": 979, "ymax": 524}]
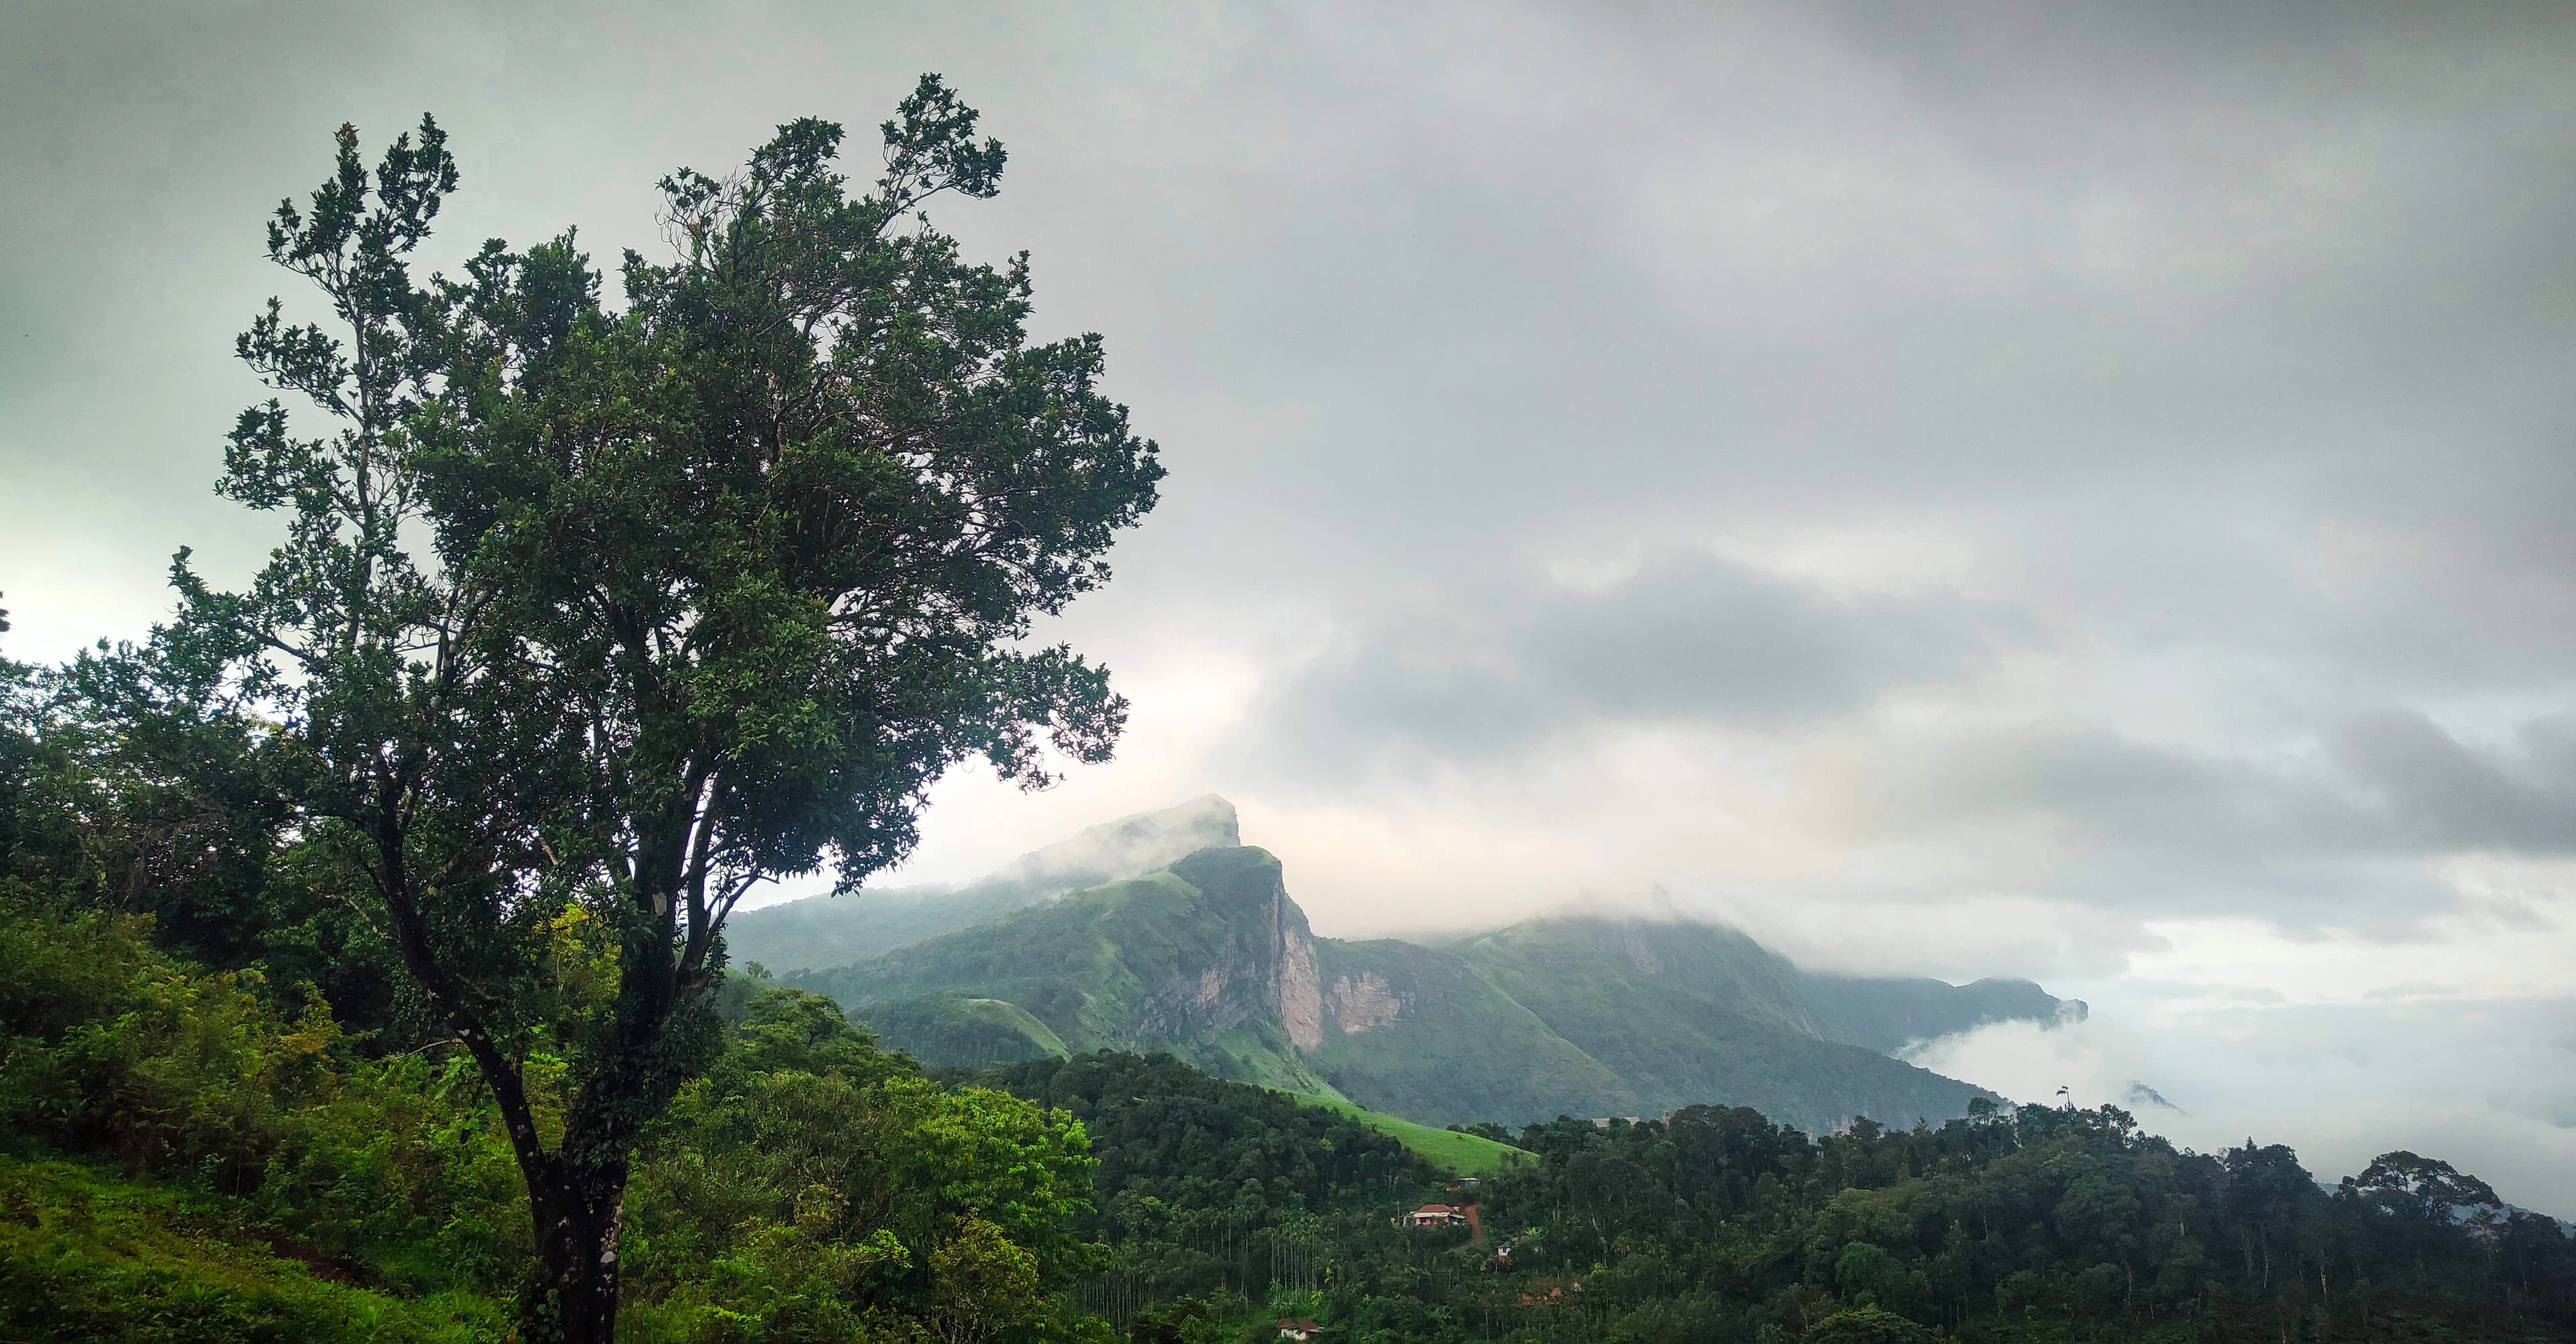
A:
[
  {"xmin": 982, "ymin": 795, "xmax": 1240, "ymax": 890},
  {"xmin": 729, "ymin": 794, "xmax": 1242, "ymax": 974}
]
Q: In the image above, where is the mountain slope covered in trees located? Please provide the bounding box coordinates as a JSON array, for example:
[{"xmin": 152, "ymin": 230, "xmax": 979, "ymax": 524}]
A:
[{"xmin": 788, "ymin": 821, "xmax": 2082, "ymax": 1132}]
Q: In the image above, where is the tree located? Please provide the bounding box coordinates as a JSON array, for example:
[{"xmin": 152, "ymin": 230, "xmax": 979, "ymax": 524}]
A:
[
  {"xmin": 0, "ymin": 595, "xmax": 35, "ymax": 869},
  {"xmin": 170, "ymin": 76, "xmax": 1161, "ymax": 1341},
  {"xmin": 1804, "ymin": 1304, "xmax": 1934, "ymax": 1343},
  {"xmin": 2353, "ymin": 1150, "xmax": 2499, "ymax": 1223}
]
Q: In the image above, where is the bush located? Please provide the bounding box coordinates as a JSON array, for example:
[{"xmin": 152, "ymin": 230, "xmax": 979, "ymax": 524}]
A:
[
  {"xmin": 1801, "ymin": 1305, "xmax": 1931, "ymax": 1343},
  {"xmin": 0, "ymin": 885, "xmax": 527, "ymax": 1295},
  {"xmin": 0, "ymin": 1155, "xmax": 502, "ymax": 1343}
]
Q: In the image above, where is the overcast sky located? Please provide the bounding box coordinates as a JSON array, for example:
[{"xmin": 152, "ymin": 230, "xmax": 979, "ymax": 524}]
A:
[{"xmin": 7, "ymin": 2, "xmax": 2575, "ymax": 1210}]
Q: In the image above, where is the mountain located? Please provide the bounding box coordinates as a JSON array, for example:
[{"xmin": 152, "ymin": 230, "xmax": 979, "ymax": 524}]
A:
[
  {"xmin": 1801, "ymin": 972, "xmax": 2083, "ymax": 1053},
  {"xmin": 1399, "ymin": 919, "xmax": 2006, "ymax": 1131},
  {"xmin": 1297, "ymin": 917, "xmax": 2080, "ymax": 1130},
  {"xmin": 790, "ymin": 806, "xmax": 2082, "ymax": 1133},
  {"xmin": 727, "ymin": 795, "xmax": 1241, "ymax": 974},
  {"xmin": 799, "ymin": 845, "xmax": 1335, "ymax": 1090}
]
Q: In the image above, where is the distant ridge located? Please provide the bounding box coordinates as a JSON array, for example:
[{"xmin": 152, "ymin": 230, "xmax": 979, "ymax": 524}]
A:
[
  {"xmin": 780, "ymin": 798, "xmax": 2082, "ymax": 1133},
  {"xmin": 1803, "ymin": 972, "xmax": 2084, "ymax": 1053}
]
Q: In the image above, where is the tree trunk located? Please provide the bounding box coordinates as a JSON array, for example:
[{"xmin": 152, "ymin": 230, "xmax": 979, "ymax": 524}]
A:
[
  {"xmin": 523, "ymin": 870, "xmax": 710, "ymax": 1344},
  {"xmin": 529, "ymin": 1158, "xmax": 631, "ymax": 1344}
]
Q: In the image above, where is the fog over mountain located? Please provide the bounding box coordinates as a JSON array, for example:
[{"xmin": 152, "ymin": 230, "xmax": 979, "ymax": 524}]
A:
[{"xmin": 6, "ymin": 2, "xmax": 2574, "ymax": 1212}]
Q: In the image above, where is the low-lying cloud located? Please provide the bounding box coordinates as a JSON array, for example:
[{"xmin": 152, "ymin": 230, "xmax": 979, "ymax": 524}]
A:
[{"xmin": 1908, "ymin": 996, "xmax": 2576, "ymax": 1218}]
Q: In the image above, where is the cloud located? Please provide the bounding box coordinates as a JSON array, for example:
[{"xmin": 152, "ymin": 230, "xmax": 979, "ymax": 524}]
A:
[
  {"xmin": 1906, "ymin": 995, "xmax": 2576, "ymax": 1219},
  {"xmin": 2334, "ymin": 711, "xmax": 2576, "ymax": 854},
  {"xmin": 1245, "ymin": 550, "xmax": 2026, "ymax": 775}
]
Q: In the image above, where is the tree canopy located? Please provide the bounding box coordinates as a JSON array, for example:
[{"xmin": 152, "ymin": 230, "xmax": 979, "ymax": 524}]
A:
[{"xmin": 144, "ymin": 75, "xmax": 1161, "ymax": 1341}]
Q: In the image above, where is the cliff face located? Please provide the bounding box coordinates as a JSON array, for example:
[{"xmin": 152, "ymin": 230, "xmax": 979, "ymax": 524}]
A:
[
  {"xmin": 1130, "ymin": 847, "xmax": 1324, "ymax": 1054},
  {"xmin": 797, "ymin": 845, "xmax": 1338, "ymax": 1094},
  {"xmin": 795, "ymin": 831, "xmax": 2079, "ymax": 1132}
]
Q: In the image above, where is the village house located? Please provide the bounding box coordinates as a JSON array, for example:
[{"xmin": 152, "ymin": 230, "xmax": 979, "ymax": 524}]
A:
[
  {"xmin": 1406, "ymin": 1202, "xmax": 1467, "ymax": 1227},
  {"xmin": 1275, "ymin": 1318, "xmax": 1322, "ymax": 1341}
]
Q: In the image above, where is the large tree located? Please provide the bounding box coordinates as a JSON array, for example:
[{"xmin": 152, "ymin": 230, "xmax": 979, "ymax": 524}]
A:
[{"xmin": 174, "ymin": 77, "xmax": 1161, "ymax": 1341}]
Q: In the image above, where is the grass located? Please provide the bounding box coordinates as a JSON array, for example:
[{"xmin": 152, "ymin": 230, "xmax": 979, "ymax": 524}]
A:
[
  {"xmin": 0, "ymin": 1155, "xmax": 504, "ymax": 1344},
  {"xmin": 949, "ymin": 996, "xmax": 1071, "ymax": 1055},
  {"xmin": 1290, "ymin": 1093, "xmax": 1532, "ymax": 1178}
]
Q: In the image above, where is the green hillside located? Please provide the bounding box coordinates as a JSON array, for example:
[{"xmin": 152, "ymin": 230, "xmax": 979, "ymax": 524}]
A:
[
  {"xmin": 1446, "ymin": 918, "xmax": 1996, "ymax": 1131},
  {"xmin": 1305, "ymin": 935, "xmax": 1634, "ymax": 1122},
  {"xmin": 794, "ymin": 833, "xmax": 2074, "ymax": 1134},
  {"xmin": 800, "ymin": 847, "xmax": 1341, "ymax": 1096},
  {"xmin": 1291, "ymin": 1092, "xmax": 1533, "ymax": 1178},
  {"xmin": 853, "ymin": 992, "xmax": 1070, "ymax": 1067}
]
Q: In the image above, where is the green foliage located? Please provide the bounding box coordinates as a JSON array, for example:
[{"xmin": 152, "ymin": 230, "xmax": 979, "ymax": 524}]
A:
[
  {"xmin": 1805, "ymin": 1304, "xmax": 1935, "ymax": 1343},
  {"xmin": 0, "ymin": 617, "xmax": 404, "ymax": 1035},
  {"xmin": 14, "ymin": 568, "xmax": 2576, "ymax": 1344},
  {"xmin": 0, "ymin": 885, "xmax": 530, "ymax": 1290},
  {"xmin": 1439, "ymin": 1103, "xmax": 2576, "ymax": 1343},
  {"xmin": 982, "ymin": 1052, "xmax": 1438, "ymax": 1318},
  {"xmin": 622, "ymin": 992, "xmax": 1099, "ymax": 1342},
  {"xmin": 120, "ymin": 72, "xmax": 1161, "ymax": 1338},
  {"xmin": 0, "ymin": 887, "xmax": 1126, "ymax": 1341},
  {"xmin": 0, "ymin": 1157, "xmax": 503, "ymax": 1344},
  {"xmin": 3, "ymin": 872, "xmax": 2574, "ymax": 1343}
]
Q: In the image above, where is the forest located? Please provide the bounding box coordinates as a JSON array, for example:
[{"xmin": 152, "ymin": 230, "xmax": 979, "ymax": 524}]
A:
[
  {"xmin": 3, "ymin": 73, "xmax": 2575, "ymax": 1344},
  {"xmin": 3, "ymin": 837, "xmax": 2573, "ymax": 1341}
]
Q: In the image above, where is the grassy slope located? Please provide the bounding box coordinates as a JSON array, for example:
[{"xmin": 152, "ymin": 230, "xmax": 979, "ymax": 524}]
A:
[
  {"xmin": 726, "ymin": 881, "xmax": 1043, "ymax": 977},
  {"xmin": 1290, "ymin": 1094, "xmax": 1532, "ymax": 1179},
  {"xmin": 855, "ymin": 992, "xmax": 1073, "ymax": 1068},
  {"xmin": 1308, "ymin": 937, "xmax": 1631, "ymax": 1125},
  {"xmin": 1456, "ymin": 919, "xmax": 1991, "ymax": 1133},
  {"xmin": 804, "ymin": 872, "xmax": 1197, "ymax": 1049},
  {"xmin": 0, "ymin": 1156, "xmax": 502, "ymax": 1344}
]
